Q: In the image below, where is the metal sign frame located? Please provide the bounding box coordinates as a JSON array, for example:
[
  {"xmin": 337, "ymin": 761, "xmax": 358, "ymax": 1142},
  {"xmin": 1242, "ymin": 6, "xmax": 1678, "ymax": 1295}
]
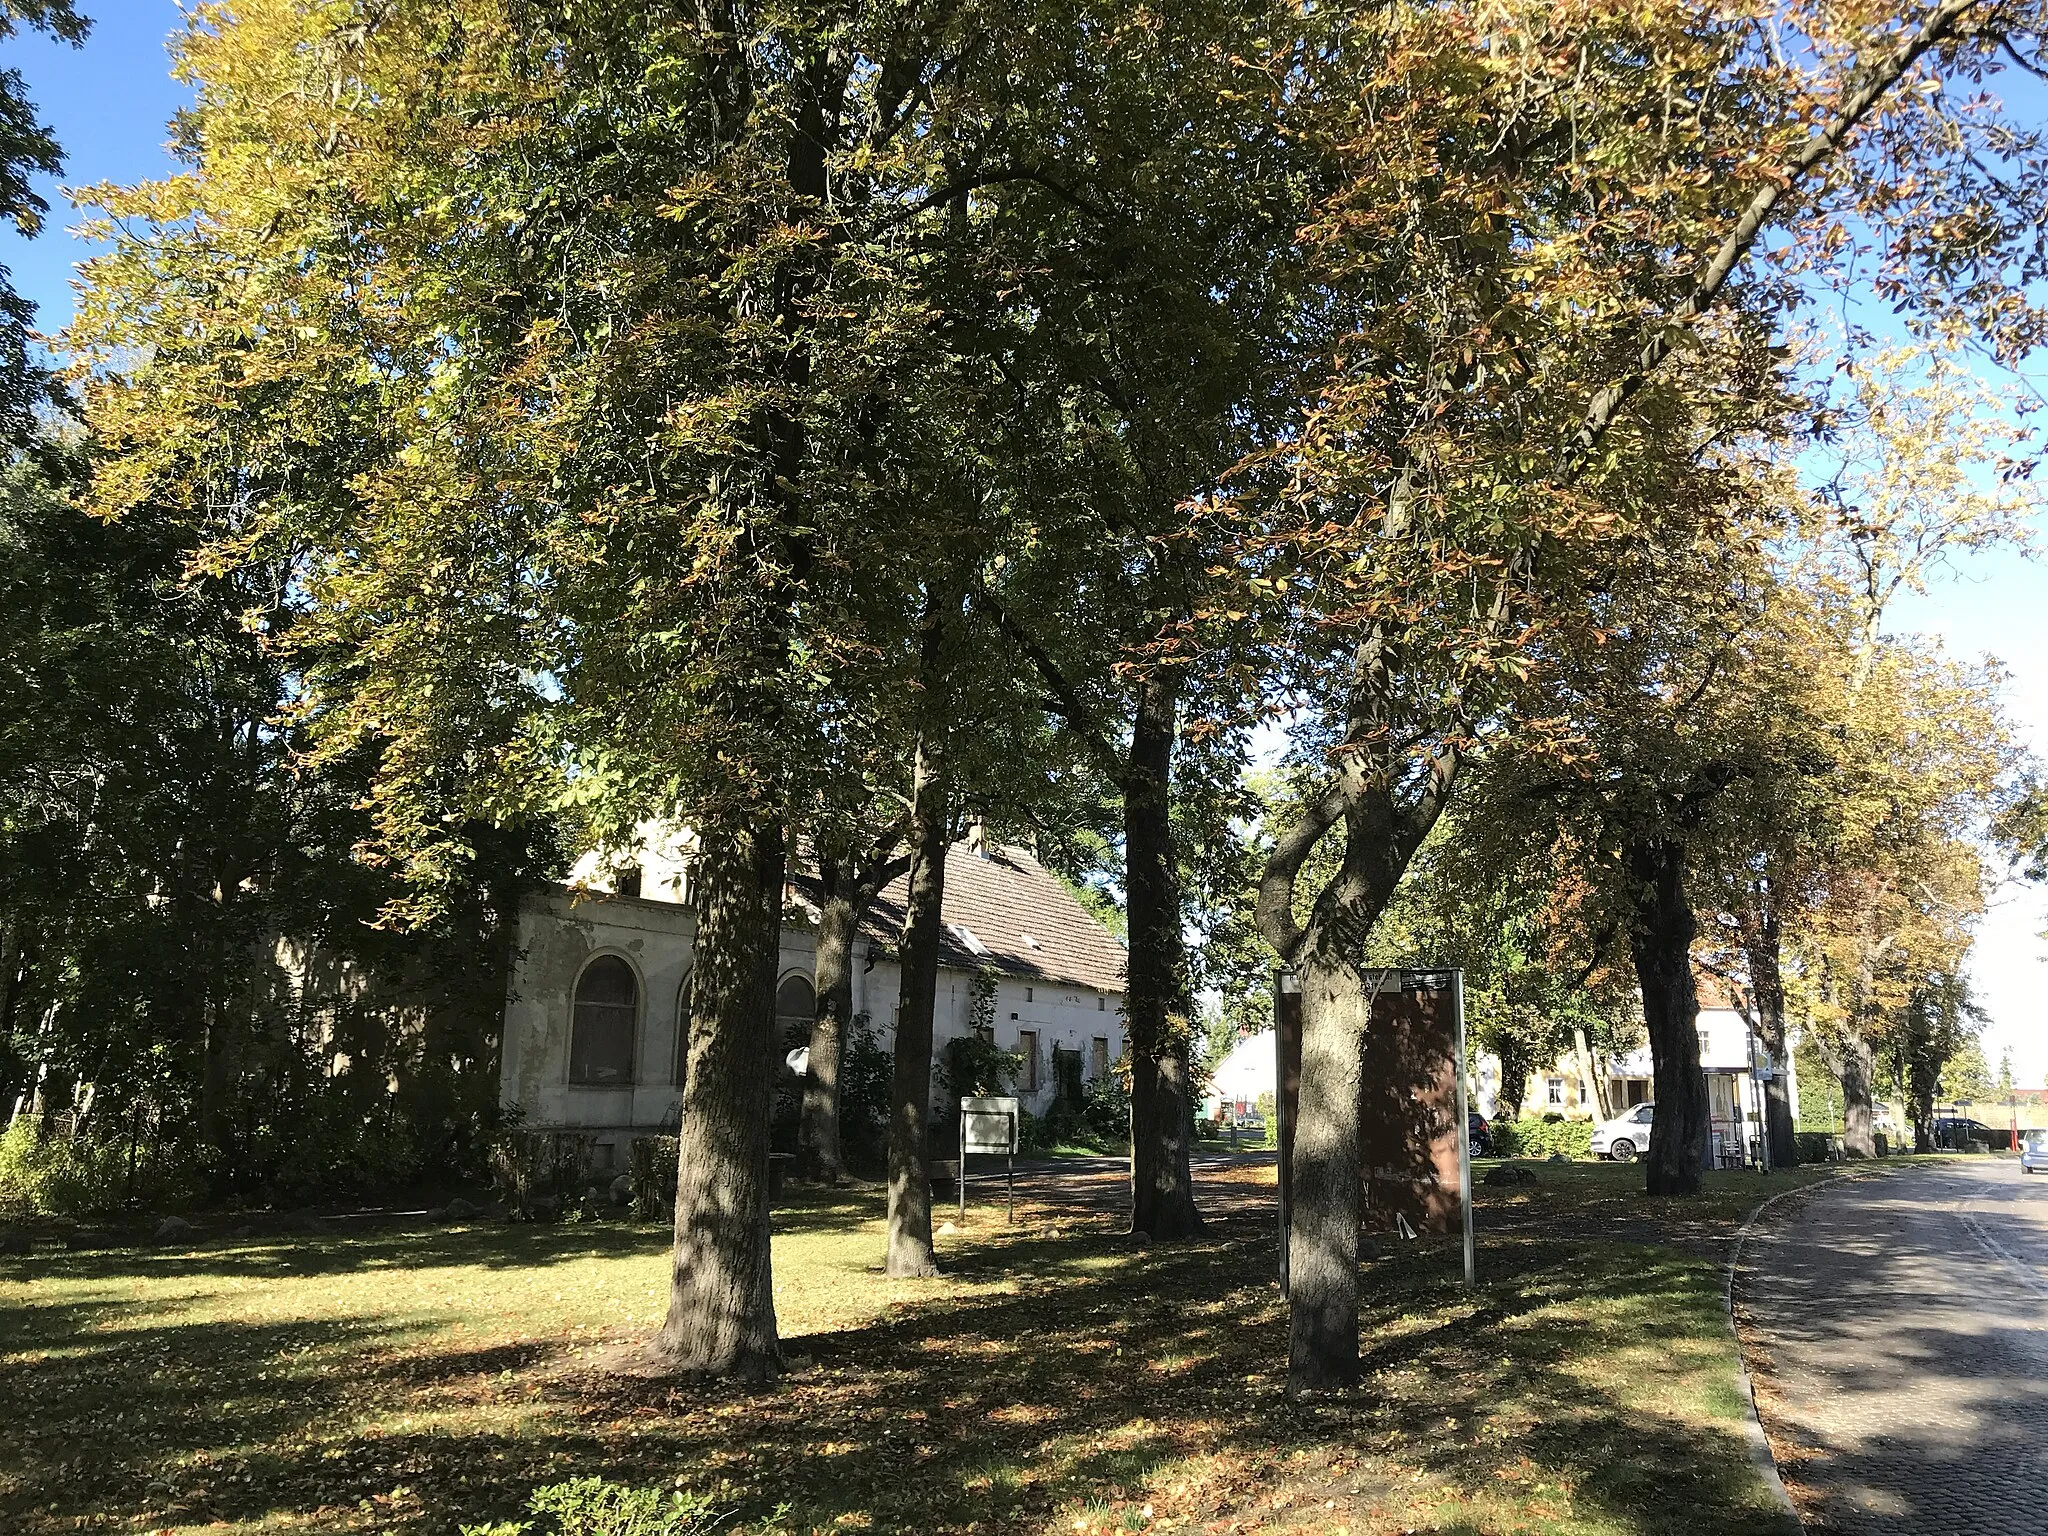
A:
[
  {"xmin": 1274, "ymin": 967, "xmax": 1473, "ymax": 1292},
  {"xmin": 959, "ymin": 1095, "xmax": 1019, "ymax": 1223}
]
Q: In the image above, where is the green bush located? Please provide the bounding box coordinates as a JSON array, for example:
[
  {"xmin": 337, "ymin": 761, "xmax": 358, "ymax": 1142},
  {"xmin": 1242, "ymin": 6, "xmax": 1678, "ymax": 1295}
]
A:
[
  {"xmin": 1493, "ymin": 1117, "xmax": 1594, "ymax": 1160},
  {"xmin": 1794, "ymin": 1130, "xmax": 1841, "ymax": 1164},
  {"xmin": 628, "ymin": 1135, "xmax": 677, "ymax": 1221},
  {"xmin": 836, "ymin": 1016, "xmax": 892, "ymax": 1173},
  {"xmin": 937, "ymin": 1034, "xmax": 1021, "ymax": 1101},
  {"xmin": 0, "ymin": 1117, "xmax": 200, "ymax": 1218},
  {"xmin": 489, "ymin": 1127, "xmax": 595, "ymax": 1218},
  {"xmin": 462, "ymin": 1477, "xmax": 723, "ymax": 1536},
  {"xmin": 1081, "ymin": 1068, "xmax": 1130, "ymax": 1145}
]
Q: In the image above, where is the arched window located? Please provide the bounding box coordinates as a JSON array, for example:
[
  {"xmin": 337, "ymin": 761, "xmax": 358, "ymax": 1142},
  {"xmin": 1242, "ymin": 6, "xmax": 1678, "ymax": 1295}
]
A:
[
  {"xmin": 569, "ymin": 955, "xmax": 639, "ymax": 1085},
  {"xmin": 775, "ymin": 972, "xmax": 815, "ymax": 1044}
]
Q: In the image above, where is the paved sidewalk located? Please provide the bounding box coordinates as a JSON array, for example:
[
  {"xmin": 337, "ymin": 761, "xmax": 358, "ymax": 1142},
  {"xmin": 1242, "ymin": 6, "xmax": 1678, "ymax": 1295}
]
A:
[{"xmin": 1737, "ymin": 1158, "xmax": 2048, "ymax": 1533}]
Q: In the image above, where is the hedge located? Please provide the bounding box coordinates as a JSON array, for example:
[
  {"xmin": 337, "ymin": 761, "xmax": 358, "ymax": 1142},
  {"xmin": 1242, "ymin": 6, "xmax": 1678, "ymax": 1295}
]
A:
[{"xmin": 1493, "ymin": 1117, "xmax": 1594, "ymax": 1161}]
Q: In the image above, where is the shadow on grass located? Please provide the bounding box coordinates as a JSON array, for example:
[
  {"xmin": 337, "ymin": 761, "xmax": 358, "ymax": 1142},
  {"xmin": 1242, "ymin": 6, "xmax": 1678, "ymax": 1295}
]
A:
[{"xmin": 3, "ymin": 1198, "xmax": 1798, "ymax": 1536}]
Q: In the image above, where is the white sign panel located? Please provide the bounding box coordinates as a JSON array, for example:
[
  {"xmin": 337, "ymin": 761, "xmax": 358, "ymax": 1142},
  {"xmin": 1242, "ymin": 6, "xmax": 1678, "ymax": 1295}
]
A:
[{"xmin": 961, "ymin": 1096, "xmax": 1020, "ymax": 1155}]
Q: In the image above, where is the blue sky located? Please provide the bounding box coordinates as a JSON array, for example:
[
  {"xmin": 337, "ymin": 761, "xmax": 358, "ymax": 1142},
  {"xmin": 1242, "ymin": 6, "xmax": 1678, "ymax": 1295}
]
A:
[{"xmin": 7, "ymin": 6, "xmax": 2046, "ymax": 1087}]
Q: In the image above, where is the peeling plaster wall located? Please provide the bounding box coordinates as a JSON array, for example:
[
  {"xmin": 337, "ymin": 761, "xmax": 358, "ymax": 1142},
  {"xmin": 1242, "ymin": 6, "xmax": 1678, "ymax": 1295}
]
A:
[
  {"xmin": 503, "ymin": 891, "xmax": 1128, "ymax": 1149},
  {"xmin": 502, "ymin": 889, "xmax": 697, "ymax": 1150}
]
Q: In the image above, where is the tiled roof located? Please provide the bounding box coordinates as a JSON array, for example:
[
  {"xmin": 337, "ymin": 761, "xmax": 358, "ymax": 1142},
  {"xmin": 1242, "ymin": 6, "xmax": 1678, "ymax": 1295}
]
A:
[{"xmin": 792, "ymin": 842, "xmax": 1128, "ymax": 996}]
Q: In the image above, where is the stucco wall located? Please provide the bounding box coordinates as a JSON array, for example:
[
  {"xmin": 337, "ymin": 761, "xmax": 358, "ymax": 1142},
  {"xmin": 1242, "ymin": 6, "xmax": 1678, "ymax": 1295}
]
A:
[
  {"xmin": 503, "ymin": 890, "xmax": 1128, "ymax": 1150},
  {"xmin": 502, "ymin": 889, "xmax": 697, "ymax": 1154}
]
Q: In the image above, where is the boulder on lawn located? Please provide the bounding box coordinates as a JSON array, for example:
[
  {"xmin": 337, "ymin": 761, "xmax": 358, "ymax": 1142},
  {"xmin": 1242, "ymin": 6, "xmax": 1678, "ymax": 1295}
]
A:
[
  {"xmin": 445, "ymin": 1196, "xmax": 480, "ymax": 1221},
  {"xmin": 280, "ymin": 1209, "xmax": 324, "ymax": 1236},
  {"xmin": 0, "ymin": 1227, "xmax": 30, "ymax": 1256},
  {"xmin": 1484, "ymin": 1164, "xmax": 1539, "ymax": 1188},
  {"xmin": 152, "ymin": 1215, "xmax": 195, "ymax": 1245}
]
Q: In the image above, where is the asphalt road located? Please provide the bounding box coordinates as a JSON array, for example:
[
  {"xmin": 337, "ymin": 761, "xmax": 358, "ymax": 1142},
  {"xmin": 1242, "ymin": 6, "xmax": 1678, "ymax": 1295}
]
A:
[{"xmin": 1738, "ymin": 1158, "xmax": 2048, "ymax": 1533}]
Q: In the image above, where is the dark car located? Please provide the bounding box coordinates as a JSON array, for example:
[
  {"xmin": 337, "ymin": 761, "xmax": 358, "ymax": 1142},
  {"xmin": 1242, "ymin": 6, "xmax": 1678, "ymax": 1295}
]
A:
[
  {"xmin": 1933, "ymin": 1116, "xmax": 1998, "ymax": 1150},
  {"xmin": 1468, "ymin": 1113, "xmax": 1494, "ymax": 1159}
]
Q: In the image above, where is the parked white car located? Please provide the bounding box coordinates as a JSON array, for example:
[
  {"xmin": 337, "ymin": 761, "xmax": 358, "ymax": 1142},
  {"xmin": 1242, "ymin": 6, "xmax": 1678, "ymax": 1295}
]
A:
[{"xmin": 1591, "ymin": 1103, "xmax": 1655, "ymax": 1162}]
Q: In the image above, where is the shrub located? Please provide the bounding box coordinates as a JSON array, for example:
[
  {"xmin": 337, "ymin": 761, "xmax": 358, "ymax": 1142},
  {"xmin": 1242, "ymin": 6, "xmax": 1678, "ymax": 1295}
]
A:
[
  {"xmin": 0, "ymin": 1116, "xmax": 201, "ymax": 1218},
  {"xmin": 1794, "ymin": 1131, "xmax": 1842, "ymax": 1164},
  {"xmin": 1494, "ymin": 1117, "xmax": 1594, "ymax": 1161},
  {"xmin": 1081, "ymin": 1066, "xmax": 1131, "ymax": 1145},
  {"xmin": 462, "ymin": 1477, "xmax": 723, "ymax": 1536},
  {"xmin": 1016, "ymin": 1106, "xmax": 1052, "ymax": 1154},
  {"xmin": 938, "ymin": 1033, "xmax": 1021, "ymax": 1101},
  {"xmin": 628, "ymin": 1135, "xmax": 678, "ymax": 1221},
  {"xmin": 489, "ymin": 1127, "xmax": 595, "ymax": 1218},
  {"xmin": 836, "ymin": 1015, "xmax": 892, "ymax": 1173}
]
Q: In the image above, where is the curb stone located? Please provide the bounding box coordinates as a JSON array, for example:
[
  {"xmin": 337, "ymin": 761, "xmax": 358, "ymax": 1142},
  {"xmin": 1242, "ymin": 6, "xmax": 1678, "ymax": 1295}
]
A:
[{"xmin": 1723, "ymin": 1160, "xmax": 1922, "ymax": 1531}]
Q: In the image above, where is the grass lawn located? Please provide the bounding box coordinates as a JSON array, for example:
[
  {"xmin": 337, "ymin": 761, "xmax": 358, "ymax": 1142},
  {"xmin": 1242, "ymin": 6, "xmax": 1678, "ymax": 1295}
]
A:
[{"xmin": 0, "ymin": 1156, "xmax": 1884, "ymax": 1536}]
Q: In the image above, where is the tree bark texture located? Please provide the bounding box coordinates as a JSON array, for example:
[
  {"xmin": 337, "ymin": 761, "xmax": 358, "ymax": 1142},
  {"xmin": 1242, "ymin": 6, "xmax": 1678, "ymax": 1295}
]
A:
[
  {"xmin": 1743, "ymin": 909, "xmax": 1798, "ymax": 1168},
  {"xmin": 1124, "ymin": 673, "xmax": 1202, "ymax": 1240},
  {"xmin": 1627, "ymin": 837, "xmax": 1709, "ymax": 1197},
  {"xmin": 1286, "ymin": 951, "xmax": 1368, "ymax": 1393},
  {"xmin": 1840, "ymin": 1024, "xmax": 1877, "ymax": 1158},
  {"xmin": 800, "ymin": 876, "xmax": 858, "ymax": 1184},
  {"xmin": 651, "ymin": 816, "xmax": 786, "ymax": 1380},
  {"xmin": 887, "ymin": 731, "xmax": 949, "ymax": 1278},
  {"xmin": 886, "ymin": 587, "xmax": 958, "ymax": 1278}
]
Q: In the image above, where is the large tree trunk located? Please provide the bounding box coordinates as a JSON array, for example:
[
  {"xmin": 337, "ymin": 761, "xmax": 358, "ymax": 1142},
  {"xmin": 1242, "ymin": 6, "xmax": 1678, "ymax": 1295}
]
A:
[
  {"xmin": 649, "ymin": 816, "xmax": 785, "ymax": 1380},
  {"xmin": 886, "ymin": 733, "xmax": 948, "ymax": 1277},
  {"xmin": 1285, "ymin": 949, "xmax": 1368, "ymax": 1394},
  {"xmin": 1627, "ymin": 837, "xmax": 1709, "ymax": 1196},
  {"xmin": 800, "ymin": 875, "xmax": 857, "ymax": 1184},
  {"xmin": 1744, "ymin": 908, "xmax": 1797, "ymax": 1168},
  {"xmin": 1124, "ymin": 672, "xmax": 1202, "ymax": 1240},
  {"xmin": 1840, "ymin": 1025, "xmax": 1877, "ymax": 1158}
]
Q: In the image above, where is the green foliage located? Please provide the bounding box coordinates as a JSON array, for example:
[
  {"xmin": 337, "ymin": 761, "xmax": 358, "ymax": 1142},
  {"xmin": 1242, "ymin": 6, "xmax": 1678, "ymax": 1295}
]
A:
[
  {"xmin": 1793, "ymin": 1131, "xmax": 1842, "ymax": 1164},
  {"xmin": 0, "ymin": 1117, "xmax": 200, "ymax": 1218},
  {"xmin": 835, "ymin": 1016, "xmax": 894, "ymax": 1175},
  {"xmin": 937, "ymin": 1034, "xmax": 1020, "ymax": 1103},
  {"xmin": 1938, "ymin": 1039, "xmax": 1993, "ymax": 1104},
  {"xmin": 461, "ymin": 1478, "xmax": 723, "ymax": 1536},
  {"xmin": 966, "ymin": 969, "xmax": 1000, "ymax": 1040},
  {"xmin": 1080, "ymin": 1068, "xmax": 1133, "ymax": 1148},
  {"xmin": 628, "ymin": 1136, "xmax": 678, "ymax": 1223},
  {"xmin": 1492, "ymin": 1118, "xmax": 1594, "ymax": 1162},
  {"xmin": 489, "ymin": 1130, "xmax": 595, "ymax": 1220}
]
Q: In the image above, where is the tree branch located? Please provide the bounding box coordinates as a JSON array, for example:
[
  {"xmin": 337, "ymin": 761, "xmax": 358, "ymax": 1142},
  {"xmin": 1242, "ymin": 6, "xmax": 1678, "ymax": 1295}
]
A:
[
  {"xmin": 971, "ymin": 584, "xmax": 1128, "ymax": 784},
  {"xmin": 880, "ymin": 165, "xmax": 1112, "ymax": 230},
  {"xmin": 1565, "ymin": 0, "xmax": 1980, "ymax": 475},
  {"xmin": 1255, "ymin": 782, "xmax": 1346, "ymax": 962}
]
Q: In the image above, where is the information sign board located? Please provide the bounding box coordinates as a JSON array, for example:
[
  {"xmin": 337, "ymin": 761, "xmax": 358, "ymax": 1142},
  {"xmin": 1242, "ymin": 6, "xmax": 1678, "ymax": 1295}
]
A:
[
  {"xmin": 1274, "ymin": 968, "xmax": 1472, "ymax": 1291},
  {"xmin": 958, "ymin": 1096, "xmax": 1019, "ymax": 1222}
]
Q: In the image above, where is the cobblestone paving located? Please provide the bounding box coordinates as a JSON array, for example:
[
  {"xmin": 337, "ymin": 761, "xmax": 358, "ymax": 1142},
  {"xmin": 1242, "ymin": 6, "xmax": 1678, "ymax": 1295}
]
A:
[{"xmin": 1737, "ymin": 1159, "xmax": 2048, "ymax": 1533}]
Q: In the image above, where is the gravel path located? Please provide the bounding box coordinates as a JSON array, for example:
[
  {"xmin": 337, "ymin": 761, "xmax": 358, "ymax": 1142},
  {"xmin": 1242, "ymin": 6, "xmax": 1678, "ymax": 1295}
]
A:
[{"xmin": 1737, "ymin": 1158, "xmax": 2048, "ymax": 1533}]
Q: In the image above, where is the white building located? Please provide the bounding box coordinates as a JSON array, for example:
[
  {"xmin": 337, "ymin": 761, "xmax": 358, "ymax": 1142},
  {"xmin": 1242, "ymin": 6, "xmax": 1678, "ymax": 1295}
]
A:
[
  {"xmin": 1495, "ymin": 983, "xmax": 1798, "ymax": 1164},
  {"xmin": 1202, "ymin": 1029, "xmax": 1276, "ymax": 1121},
  {"xmin": 498, "ymin": 829, "xmax": 1129, "ymax": 1169}
]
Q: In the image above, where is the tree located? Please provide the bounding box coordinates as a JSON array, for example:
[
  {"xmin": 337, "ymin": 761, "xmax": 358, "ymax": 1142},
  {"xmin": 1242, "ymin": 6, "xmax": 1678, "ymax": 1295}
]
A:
[
  {"xmin": 1242, "ymin": 0, "xmax": 2048, "ymax": 1391},
  {"xmin": 957, "ymin": 0, "xmax": 1314, "ymax": 1242},
  {"xmin": 0, "ymin": 0, "xmax": 86, "ymax": 440},
  {"xmin": 72, "ymin": 0, "xmax": 1040, "ymax": 1379}
]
